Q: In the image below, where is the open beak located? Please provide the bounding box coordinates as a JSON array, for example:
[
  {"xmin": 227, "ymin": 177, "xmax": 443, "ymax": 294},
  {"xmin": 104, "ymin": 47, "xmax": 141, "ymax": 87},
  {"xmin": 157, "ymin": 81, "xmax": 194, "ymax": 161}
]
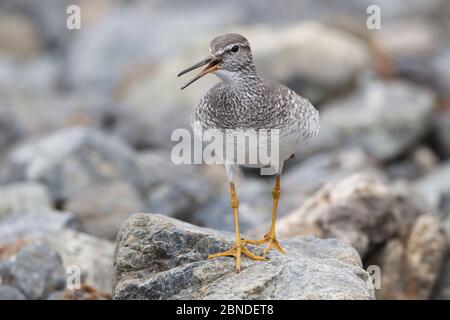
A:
[{"xmin": 177, "ymin": 57, "xmax": 221, "ymax": 90}]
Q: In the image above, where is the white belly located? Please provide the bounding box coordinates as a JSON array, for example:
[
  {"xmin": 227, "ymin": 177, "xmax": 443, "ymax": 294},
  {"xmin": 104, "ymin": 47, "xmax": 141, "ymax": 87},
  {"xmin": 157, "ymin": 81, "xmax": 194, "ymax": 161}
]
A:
[{"xmin": 192, "ymin": 121, "xmax": 301, "ymax": 168}]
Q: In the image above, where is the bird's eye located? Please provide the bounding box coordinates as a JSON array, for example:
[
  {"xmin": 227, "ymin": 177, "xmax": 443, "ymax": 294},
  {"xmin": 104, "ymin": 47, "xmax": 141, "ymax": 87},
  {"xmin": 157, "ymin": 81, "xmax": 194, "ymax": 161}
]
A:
[{"xmin": 230, "ymin": 45, "xmax": 239, "ymax": 53}]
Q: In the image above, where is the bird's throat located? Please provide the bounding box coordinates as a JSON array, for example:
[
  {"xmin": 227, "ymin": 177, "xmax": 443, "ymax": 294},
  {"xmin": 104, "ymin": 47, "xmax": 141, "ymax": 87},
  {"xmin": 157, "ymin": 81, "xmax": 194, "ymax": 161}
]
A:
[{"xmin": 214, "ymin": 69, "xmax": 262, "ymax": 93}]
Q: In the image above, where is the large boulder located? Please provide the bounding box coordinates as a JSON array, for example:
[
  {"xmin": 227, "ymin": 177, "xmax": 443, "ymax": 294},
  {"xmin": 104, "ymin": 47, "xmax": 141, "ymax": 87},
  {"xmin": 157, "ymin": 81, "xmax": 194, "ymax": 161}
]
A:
[
  {"xmin": 113, "ymin": 213, "xmax": 375, "ymax": 300},
  {"xmin": 0, "ymin": 127, "xmax": 144, "ymax": 204}
]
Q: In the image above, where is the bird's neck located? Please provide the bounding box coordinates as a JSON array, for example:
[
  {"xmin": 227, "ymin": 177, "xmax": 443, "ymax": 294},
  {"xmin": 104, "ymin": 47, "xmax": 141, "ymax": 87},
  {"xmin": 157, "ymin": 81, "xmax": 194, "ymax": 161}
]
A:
[{"xmin": 214, "ymin": 69, "xmax": 263, "ymax": 95}]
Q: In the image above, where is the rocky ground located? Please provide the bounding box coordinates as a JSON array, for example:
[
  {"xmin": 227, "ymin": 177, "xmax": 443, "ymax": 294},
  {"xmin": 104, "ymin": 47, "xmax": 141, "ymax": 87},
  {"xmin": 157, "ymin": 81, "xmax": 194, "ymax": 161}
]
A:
[{"xmin": 1, "ymin": 0, "xmax": 450, "ymax": 300}]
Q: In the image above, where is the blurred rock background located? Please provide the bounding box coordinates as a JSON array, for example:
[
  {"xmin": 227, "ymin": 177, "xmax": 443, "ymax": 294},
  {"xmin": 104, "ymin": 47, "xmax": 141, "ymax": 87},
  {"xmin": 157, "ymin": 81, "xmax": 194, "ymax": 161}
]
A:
[{"xmin": 0, "ymin": 0, "xmax": 450, "ymax": 300}]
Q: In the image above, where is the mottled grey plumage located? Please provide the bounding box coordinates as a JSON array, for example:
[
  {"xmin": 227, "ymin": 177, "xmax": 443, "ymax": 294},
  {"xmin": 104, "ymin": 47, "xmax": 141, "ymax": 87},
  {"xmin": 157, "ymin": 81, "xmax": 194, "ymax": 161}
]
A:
[{"xmin": 190, "ymin": 33, "xmax": 319, "ymax": 174}]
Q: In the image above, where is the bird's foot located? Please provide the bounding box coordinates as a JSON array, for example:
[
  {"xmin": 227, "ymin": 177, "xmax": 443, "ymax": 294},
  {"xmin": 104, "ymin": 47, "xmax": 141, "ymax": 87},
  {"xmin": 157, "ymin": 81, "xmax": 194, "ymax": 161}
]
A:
[
  {"xmin": 208, "ymin": 240, "xmax": 267, "ymax": 272},
  {"xmin": 243, "ymin": 232, "xmax": 286, "ymax": 256}
]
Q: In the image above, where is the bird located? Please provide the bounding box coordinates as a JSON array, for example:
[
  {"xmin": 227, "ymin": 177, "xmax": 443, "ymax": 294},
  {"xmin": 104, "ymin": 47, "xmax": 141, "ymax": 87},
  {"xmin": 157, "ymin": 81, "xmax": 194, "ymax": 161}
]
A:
[{"xmin": 177, "ymin": 33, "xmax": 319, "ymax": 272}]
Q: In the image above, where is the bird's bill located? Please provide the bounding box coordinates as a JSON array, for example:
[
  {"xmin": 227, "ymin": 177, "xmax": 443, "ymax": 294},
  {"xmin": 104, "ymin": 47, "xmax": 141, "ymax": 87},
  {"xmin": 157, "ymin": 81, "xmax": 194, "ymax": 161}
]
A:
[{"xmin": 177, "ymin": 57, "xmax": 221, "ymax": 90}]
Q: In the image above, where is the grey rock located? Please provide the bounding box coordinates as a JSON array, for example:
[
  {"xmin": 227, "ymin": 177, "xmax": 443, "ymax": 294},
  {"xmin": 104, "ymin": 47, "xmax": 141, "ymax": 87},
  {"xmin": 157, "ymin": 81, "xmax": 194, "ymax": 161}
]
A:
[
  {"xmin": 386, "ymin": 146, "xmax": 439, "ymax": 181},
  {"xmin": 0, "ymin": 242, "xmax": 66, "ymax": 299},
  {"xmin": 372, "ymin": 19, "xmax": 439, "ymax": 60},
  {"xmin": 0, "ymin": 102, "xmax": 25, "ymax": 158},
  {"xmin": 8, "ymin": 92, "xmax": 111, "ymax": 138},
  {"xmin": 135, "ymin": 0, "xmax": 445, "ymax": 24},
  {"xmin": 414, "ymin": 162, "xmax": 450, "ymax": 215},
  {"xmin": 0, "ymin": 183, "xmax": 52, "ymax": 221},
  {"xmin": 145, "ymin": 177, "xmax": 212, "ymax": 221},
  {"xmin": 0, "ymin": 0, "xmax": 105, "ymax": 50},
  {"xmin": 434, "ymin": 254, "xmax": 450, "ymax": 300},
  {"xmin": 433, "ymin": 111, "xmax": 450, "ymax": 158},
  {"xmin": 0, "ymin": 55, "xmax": 60, "ymax": 95},
  {"xmin": 136, "ymin": 149, "xmax": 198, "ymax": 193},
  {"xmin": 110, "ymin": 99, "xmax": 192, "ymax": 150},
  {"xmin": 42, "ymin": 229, "xmax": 115, "ymax": 294},
  {"xmin": 65, "ymin": 8, "xmax": 158, "ymax": 92},
  {"xmin": 431, "ymin": 46, "xmax": 450, "ymax": 100},
  {"xmin": 64, "ymin": 5, "xmax": 237, "ymax": 93},
  {"xmin": 0, "ymin": 211, "xmax": 75, "ymax": 244},
  {"xmin": 371, "ymin": 19, "xmax": 442, "ymax": 84},
  {"xmin": 0, "ymin": 127, "xmax": 144, "ymax": 203},
  {"xmin": 250, "ymin": 21, "xmax": 371, "ymax": 104},
  {"xmin": 113, "ymin": 213, "xmax": 375, "ymax": 300},
  {"xmin": 66, "ymin": 182, "xmax": 144, "ymax": 240},
  {"xmin": 270, "ymin": 174, "xmax": 423, "ymax": 257},
  {"xmin": 0, "ymin": 285, "xmax": 26, "ymax": 300},
  {"xmin": 140, "ymin": 150, "xmax": 224, "ymax": 221},
  {"xmin": 443, "ymin": 194, "xmax": 450, "ymax": 222},
  {"xmin": 316, "ymin": 79, "xmax": 436, "ymax": 160},
  {"xmin": 192, "ymin": 178, "xmax": 272, "ymax": 233},
  {"xmin": 370, "ymin": 214, "xmax": 447, "ymax": 299},
  {"xmin": 282, "ymin": 148, "xmax": 382, "ymax": 213}
]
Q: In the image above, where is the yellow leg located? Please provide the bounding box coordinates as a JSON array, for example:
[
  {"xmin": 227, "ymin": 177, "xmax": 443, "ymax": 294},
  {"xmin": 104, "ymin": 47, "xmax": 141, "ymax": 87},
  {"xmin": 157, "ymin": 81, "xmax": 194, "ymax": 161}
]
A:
[
  {"xmin": 208, "ymin": 182, "xmax": 267, "ymax": 272},
  {"xmin": 244, "ymin": 175, "xmax": 286, "ymax": 255}
]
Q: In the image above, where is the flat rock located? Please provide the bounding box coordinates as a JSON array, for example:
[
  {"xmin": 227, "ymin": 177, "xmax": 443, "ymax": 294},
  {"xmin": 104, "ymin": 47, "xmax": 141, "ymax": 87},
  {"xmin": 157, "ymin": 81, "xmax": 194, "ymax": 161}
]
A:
[{"xmin": 113, "ymin": 213, "xmax": 374, "ymax": 300}]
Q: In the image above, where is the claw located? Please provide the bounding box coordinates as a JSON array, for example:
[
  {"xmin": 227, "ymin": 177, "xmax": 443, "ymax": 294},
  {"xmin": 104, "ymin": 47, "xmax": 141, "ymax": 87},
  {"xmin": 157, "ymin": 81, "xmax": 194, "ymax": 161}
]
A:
[
  {"xmin": 243, "ymin": 233, "xmax": 286, "ymax": 256},
  {"xmin": 208, "ymin": 241, "xmax": 267, "ymax": 272}
]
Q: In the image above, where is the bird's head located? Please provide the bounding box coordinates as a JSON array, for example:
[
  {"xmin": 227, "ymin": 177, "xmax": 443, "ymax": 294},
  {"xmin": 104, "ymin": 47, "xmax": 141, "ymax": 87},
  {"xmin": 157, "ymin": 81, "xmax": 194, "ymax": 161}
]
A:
[{"xmin": 177, "ymin": 33, "xmax": 256, "ymax": 89}]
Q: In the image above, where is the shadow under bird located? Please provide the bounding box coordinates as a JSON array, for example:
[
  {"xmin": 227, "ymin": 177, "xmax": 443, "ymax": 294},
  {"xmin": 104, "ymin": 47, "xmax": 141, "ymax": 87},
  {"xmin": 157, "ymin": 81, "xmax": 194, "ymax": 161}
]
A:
[{"xmin": 178, "ymin": 33, "xmax": 320, "ymax": 272}]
